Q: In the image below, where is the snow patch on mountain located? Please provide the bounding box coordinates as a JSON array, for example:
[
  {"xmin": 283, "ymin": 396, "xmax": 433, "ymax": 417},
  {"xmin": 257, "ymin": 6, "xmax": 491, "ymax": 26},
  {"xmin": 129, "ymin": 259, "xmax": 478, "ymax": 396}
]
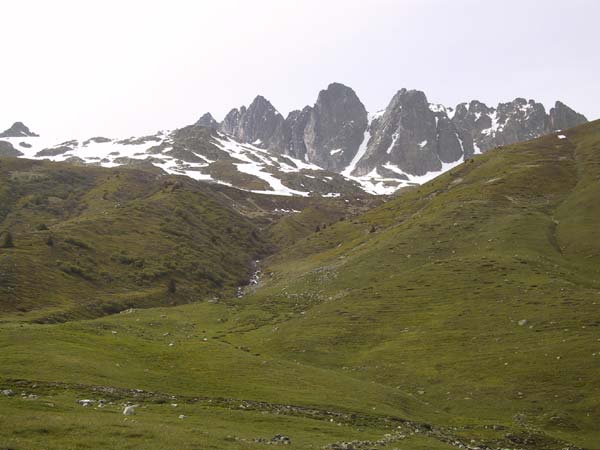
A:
[
  {"xmin": 235, "ymin": 163, "xmax": 310, "ymax": 197},
  {"xmin": 341, "ymin": 113, "xmax": 377, "ymax": 177},
  {"xmin": 3, "ymin": 125, "xmax": 469, "ymax": 197}
]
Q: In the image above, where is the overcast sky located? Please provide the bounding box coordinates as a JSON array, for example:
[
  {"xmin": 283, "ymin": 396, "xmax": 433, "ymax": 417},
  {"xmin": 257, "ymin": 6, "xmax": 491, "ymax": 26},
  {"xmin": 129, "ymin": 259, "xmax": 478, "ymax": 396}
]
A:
[{"xmin": 1, "ymin": 0, "xmax": 598, "ymax": 138}]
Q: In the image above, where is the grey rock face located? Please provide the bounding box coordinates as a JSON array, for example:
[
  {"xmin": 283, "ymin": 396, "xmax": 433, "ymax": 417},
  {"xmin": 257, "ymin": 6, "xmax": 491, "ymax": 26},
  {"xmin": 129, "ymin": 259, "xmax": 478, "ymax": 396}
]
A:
[
  {"xmin": 35, "ymin": 140, "xmax": 78, "ymax": 157},
  {"xmin": 354, "ymin": 89, "xmax": 463, "ymax": 176},
  {"xmin": 451, "ymin": 98, "xmax": 588, "ymax": 157},
  {"xmin": 348, "ymin": 91, "xmax": 588, "ymax": 178},
  {"xmin": 0, "ymin": 140, "xmax": 24, "ymax": 156},
  {"xmin": 83, "ymin": 137, "xmax": 111, "ymax": 146},
  {"xmin": 170, "ymin": 125, "xmax": 230, "ymax": 161},
  {"xmin": 284, "ymin": 106, "xmax": 313, "ymax": 161},
  {"xmin": 211, "ymin": 83, "xmax": 368, "ymax": 171},
  {"xmin": 451, "ymin": 100, "xmax": 495, "ymax": 156},
  {"xmin": 303, "ymin": 83, "xmax": 368, "ymax": 171},
  {"xmin": 490, "ymin": 98, "xmax": 548, "ymax": 146},
  {"xmin": 195, "ymin": 112, "xmax": 219, "ymax": 130},
  {"xmin": 0, "ymin": 122, "xmax": 39, "ymax": 138},
  {"xmin": 35, "ymin": 146, "xmax": 73, "ymax": 157},
  {"xmin": 218, "ymin": 96, "xmax": 287, "ymax": 150},
  {"xmin": 548, "ymin": 101, "xmax": 587, "ymax": 131},
  {"xmin": 197, "ymin": 83, "xmax": 587, "ymax": 182},
  {"xmin": 220, "ymin": 107, "xmax": 244, "ymax": 136}
]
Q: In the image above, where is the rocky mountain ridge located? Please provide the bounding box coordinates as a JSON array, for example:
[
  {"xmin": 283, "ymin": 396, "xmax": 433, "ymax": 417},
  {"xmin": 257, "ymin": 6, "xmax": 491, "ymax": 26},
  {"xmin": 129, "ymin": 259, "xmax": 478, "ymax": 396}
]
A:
[
  {"xmin": 198, "ymin": 83, "xmax": 587, "ymax": 182},
  {"xmin": 1, "ymin": 83, "xmax": 588, "ymax": 196}
]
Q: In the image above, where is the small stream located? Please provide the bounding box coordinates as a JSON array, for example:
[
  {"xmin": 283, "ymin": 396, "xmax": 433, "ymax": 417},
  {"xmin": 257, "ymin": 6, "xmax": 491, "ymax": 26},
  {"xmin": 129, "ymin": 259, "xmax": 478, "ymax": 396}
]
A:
[{"xmin": 236, "ymin": 259, "xmax": 261, "ymax": 298}]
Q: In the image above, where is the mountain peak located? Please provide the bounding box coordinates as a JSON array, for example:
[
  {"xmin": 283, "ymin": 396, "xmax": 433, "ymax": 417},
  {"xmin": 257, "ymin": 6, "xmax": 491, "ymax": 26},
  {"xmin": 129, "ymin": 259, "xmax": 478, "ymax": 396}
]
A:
[
  {"xmin": 248, "ymin": 95, "xmax": 282, "ymax": 118},
  {"xmin": 250, "ymin": 94, "xmax": 271, "ymax": 106},
  {"xmin": 324, "ymin": 82, "xmax": 354, "ymax": 92},
  {"xmin": 187, "ymin": 84, "xmax": 589, "ymax": 191},
  {"xmin": 195, "ymin": 112, "xmax": 218, "ymax": 129},
  {"xmin": 305, "ymin": 82, "xmax": 368, "ymax": 171},
  {"xmin": 388, "ymin": 88, "xmax": 429, "ymax": 110},
  {"xmin": 0, "ymin": 122, "xmax": 39, "ymax": 138},
  {"xmin": 216, "ymin": 95, "xmax": 286, "ymax": 149},
  {"xmin": 549, "ymin": 101, "xmax": 588, "ymax": 131}
]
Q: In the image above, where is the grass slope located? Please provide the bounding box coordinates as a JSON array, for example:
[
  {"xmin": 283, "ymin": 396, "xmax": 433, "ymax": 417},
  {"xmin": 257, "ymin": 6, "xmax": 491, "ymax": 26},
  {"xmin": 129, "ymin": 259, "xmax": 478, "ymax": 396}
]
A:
[
  {"xmin": 1, "ymin": 121, "xmax": 599, "ymax": 449},
  {"xmin": 240, "ymin": 121, "xmax": 600, "ymax": 447},
  {"xmin": 0, "ymin": 158, "xmax": 273, "ymax": 322}
]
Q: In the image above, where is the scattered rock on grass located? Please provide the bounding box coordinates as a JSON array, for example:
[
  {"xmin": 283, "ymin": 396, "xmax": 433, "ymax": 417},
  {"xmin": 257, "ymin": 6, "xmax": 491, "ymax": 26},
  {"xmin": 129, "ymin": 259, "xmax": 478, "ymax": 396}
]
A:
[
  {"xmin": 123, "ymin": 405, "xmax": 137, "ymax": 415},
  {"xmin": 271, "ymin": 435, "xmax": 291, "ymax": 445}
]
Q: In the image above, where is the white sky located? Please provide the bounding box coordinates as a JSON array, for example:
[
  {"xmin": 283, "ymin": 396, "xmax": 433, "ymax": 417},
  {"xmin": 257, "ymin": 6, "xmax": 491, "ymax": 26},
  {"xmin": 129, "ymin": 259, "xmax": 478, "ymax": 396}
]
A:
[{"xmin": 1, "ymin": 0, "xmax": 598, "ymax": 138}]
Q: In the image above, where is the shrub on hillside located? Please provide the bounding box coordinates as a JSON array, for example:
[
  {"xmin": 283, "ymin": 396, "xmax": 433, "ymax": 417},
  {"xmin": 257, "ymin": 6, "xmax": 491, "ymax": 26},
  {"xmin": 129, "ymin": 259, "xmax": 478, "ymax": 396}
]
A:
[
  {"xmin": 58, "ymin": 261, "xmax": 86, "ymax": 277},
  {"xmin": 1, "ymin": 231, "xmax": 14, "ymax": 248},
  {"xmin": 64, "ymin": 237, "xmax": 90, "ymax": 249},
  {"xmin": 167, "ymin": 278, "xmax": 177, "ymax": 294}
]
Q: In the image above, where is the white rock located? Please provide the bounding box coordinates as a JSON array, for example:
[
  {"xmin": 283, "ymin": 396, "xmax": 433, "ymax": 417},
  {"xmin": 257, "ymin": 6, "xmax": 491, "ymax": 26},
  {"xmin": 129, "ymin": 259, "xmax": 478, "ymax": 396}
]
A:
[{"xmin": 123, "ymin": 405, "xmax": 137, "ymax": 415}]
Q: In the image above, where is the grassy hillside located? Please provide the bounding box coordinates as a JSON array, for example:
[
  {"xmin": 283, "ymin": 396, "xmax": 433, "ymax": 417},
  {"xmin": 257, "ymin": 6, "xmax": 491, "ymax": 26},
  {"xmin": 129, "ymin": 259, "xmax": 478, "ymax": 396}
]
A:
[
  {"xmin": 239, "ymin": 121, "xmax": 600, "ymax": 447},
  {"xmin": 1, "ymin": 122, "xmax": 599, "ymax": 449},
  {"xmin": 0, "ymin": 158, "xmax": 375, "ymax": 324},
  {"xmin": 0, "ymin": 158, "xmax": 276, "ymax": 322}
]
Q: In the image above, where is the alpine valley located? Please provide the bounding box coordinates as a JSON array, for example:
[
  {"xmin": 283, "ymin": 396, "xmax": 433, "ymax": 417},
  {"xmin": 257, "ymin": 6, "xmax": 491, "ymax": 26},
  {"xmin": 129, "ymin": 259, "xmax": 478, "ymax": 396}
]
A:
[{"xmin": 0, "ymin": 85, "xmax": 599, "ymax": 450}]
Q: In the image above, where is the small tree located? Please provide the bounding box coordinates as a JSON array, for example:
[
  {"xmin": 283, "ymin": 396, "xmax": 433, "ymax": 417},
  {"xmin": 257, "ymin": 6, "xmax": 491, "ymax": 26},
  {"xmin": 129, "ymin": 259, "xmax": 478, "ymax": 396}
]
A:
[
  {"xmin": 1, "ymin": 231, "xmax": 14, "ymax": 248},
  {"xmin": 46, "ymin": 234, "xmax": 54, "ymax": 247},
  {"xmin": 167, "ymin": 278, "xmax": 177, "ymax": 294}
]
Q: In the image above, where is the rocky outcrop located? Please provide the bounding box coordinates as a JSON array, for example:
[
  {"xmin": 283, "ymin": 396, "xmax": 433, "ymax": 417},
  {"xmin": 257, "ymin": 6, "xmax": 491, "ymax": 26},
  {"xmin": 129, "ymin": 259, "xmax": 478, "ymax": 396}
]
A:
[
  {"xmin": 485, "ymin": 98, "xmax": 548, "ymax": 146},
  {"xmin": 349, "ymin": 93, "xmax": 587, "ymax": 178},
  {"xmin": 195, "ymin": 113, "xmax": 218, "ymax": 130},
  {"xmin": 355, "ymin": 89, "xmax": 461, "ymax": 176},
  {"xmin": 218, "ymin": 96, "xmax": 287, "ymax": 150},
  {"xmin": 83, "ymin": 137, "xmax": 112, "ymax": 146},
  {"xmin": 0, "ymin": 140, "xmax": 23, "ymax": 157},
  {"xmin": 0, "ymin": 122, "xmax": 39, "ymax": 138},
  {"xmin": 548, "ymin": 101, "xmax": 587, "ymax": 131},
  {"xmin": 284, "ymin": 106, "xmax": 313, "ymax": 161},
  {"xmin": 451, "ymin": 98, "xmax": 587, "ymax": 158},
  {"xmin": 205, "ymin": 84, "xmax": 587, "ymax": 181},
  {"xmin": 302, "ymin": 83, "xmax": 368, "ymax": 171},
  {"xmin": 209, "ymin": 83, "xmax": 368, "ymax": 171},
  {"xmin": 1, "ymin": 84, "xmax": 588, "ymax": 197}
]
